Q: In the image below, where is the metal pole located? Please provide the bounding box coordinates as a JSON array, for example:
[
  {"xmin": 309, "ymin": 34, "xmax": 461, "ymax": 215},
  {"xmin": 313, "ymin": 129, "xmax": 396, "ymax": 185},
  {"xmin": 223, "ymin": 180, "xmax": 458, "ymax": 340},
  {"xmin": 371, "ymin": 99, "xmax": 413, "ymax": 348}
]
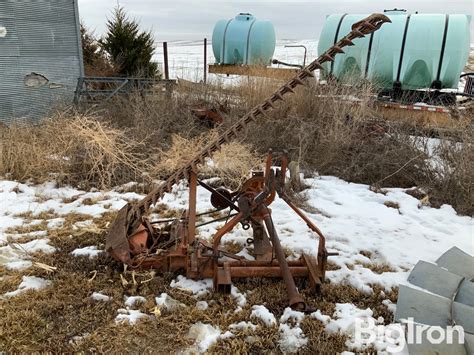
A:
[
  {"xmin": 284, "ymin": 45, "xmax": 307, "ymax": 67},
  {"xmin": 163, "ymin": 41, "xmax": 169, "ymax": 80},
  {"xmin": 204, "ymin": 38, "xmax": 207, "ymax": 84},
  {"xmin": 263, "ymin": 214, "xmax": 306, "ymax": 310}
]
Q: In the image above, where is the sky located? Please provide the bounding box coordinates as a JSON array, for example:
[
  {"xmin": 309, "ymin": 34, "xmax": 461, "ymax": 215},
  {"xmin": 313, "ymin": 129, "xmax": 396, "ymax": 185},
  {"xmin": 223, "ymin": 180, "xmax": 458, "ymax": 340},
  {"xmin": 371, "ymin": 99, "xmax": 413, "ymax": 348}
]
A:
[{"xmin": 79, "ymin": 0, "xmax": 473, "ymax": 42}]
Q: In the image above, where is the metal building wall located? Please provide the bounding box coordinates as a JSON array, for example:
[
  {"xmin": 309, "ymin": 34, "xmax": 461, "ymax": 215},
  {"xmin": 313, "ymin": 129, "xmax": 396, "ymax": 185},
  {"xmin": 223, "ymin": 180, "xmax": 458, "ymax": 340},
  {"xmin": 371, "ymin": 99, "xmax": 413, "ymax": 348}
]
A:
[{"xmin": 0, "ymin": 0, "xmax": 83, "ymax": 123}]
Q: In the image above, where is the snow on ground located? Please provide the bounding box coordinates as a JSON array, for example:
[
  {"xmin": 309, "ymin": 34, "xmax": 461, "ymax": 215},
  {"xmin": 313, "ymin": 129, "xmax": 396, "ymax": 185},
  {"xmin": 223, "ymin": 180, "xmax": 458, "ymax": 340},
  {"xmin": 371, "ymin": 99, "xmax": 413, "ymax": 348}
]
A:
[
  {"xmin": 91, "ymin": 292, "xmax": 111, "ymax": 302},
  {"xmin": 1, "ymin": 239, "xmax": 56, "ymax": 271},
  {"xmin": 278, "ymin": 307, "xmax": 308, "ymax": 352},
  {"xmin": 251, "ymin": 305, "xmax": 277, "ymax": 327},
  {"xmin": 0, "ymin": 180, "xmax": 143, "ymax": 242},
  {"xmin": 187, "ymin": 322, "xmax": 226, "ymax": 353},
  {"xmin": 278, "ymin": 323, "xmax": 308, "ymax": 353},
  {"xmin": 3, "ymin": 275, "xmax": 51, "ymax": 297},
  {"xmin": 0, "ymin": 180, "xmax": 143, "ymax": 268},
  {"xmin": 155, "ymin": 293, "xmax": 186, "ymax": 310},
  {"xmin": 160, "ymin": 174, "xmax": 472, "ymax": 294},
  {"xmin": 170, "ymin": 275, "xmax": 213, "ymax": 297},
  {"xmin": 325, "ymin": 303, "xmax": 404, "ymax": 352},
  {"xmin": 195, "ymin": 300, "xmax": 209, "ymax": 311},
  {"xmin": 115, "ymin": 309, "xmax": 151, "ymax": 325},
  {"xmin": 1, "ymin": 172, "xmax": 472, "ymax": 352},
  {"xmin": 71, "ymin": 245, "xmax": 103, "ymax": 259},
  {"xmin": 229, "ymin": 321, "xmax": 257, "ymax": 331},
  {"xmin": 124, "ymin": 295, "xmax": 146, "ymax": 307}
]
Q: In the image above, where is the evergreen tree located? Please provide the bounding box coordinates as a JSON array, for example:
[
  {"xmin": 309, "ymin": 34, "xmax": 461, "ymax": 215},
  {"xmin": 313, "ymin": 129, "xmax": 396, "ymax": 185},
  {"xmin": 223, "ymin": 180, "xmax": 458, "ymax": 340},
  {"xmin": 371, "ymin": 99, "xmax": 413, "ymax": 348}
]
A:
[
  {"xmin": 80, "ymin": 23, "xmax": 116, "ymax": 76},
  {"xmin": 80, "ymin": 23, "xmax": 99, "ymax": 67},
  {"xmin": 100, "ymin": 7, "xmax": 158, "ymax": 77}
]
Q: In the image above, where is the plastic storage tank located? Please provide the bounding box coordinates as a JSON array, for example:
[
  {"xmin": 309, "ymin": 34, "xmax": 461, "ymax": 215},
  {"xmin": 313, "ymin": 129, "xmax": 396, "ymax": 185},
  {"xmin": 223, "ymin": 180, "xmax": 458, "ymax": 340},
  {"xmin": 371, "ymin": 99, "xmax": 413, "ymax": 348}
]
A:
[
  {"xmin": 317, "ymin": 10, "xmax": 471, "ymax": 90},
  {"xmin": 212, "ymin": 13, "xmax": 276, "ymax": 65}
]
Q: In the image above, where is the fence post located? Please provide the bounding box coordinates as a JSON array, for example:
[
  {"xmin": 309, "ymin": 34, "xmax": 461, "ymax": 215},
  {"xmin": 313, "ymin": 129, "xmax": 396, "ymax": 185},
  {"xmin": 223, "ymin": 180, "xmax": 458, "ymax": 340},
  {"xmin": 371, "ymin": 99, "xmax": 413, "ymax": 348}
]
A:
[
  {"xmin": 204, "ymin": 38, "xmax": 207, "ymax": 84},
  {"xmin": 163, "ymin": 41, "xmax": 169, "ymax": 80}
]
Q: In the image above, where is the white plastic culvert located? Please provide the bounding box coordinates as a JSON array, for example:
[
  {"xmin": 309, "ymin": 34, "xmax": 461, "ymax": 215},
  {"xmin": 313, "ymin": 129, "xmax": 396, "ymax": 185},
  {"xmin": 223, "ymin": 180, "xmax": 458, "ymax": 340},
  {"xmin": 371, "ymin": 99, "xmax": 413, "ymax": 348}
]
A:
[{"xmin": 0, "ymin": 26, "xmax": 7, "ymax": 38}]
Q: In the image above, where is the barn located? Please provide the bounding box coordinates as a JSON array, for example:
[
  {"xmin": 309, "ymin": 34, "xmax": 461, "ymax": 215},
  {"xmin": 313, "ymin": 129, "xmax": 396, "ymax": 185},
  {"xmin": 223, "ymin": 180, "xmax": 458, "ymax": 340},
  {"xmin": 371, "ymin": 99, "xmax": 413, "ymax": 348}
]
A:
[{"xmin": 0, "ymin": 0, "xmax": 83, "ymax": 123}]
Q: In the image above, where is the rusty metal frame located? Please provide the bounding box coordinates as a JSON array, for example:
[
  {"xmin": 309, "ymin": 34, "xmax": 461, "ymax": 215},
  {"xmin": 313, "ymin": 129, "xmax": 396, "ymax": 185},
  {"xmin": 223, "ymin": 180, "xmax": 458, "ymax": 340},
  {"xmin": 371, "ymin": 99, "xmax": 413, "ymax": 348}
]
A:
[{"xmin": 116, "ymin": 151, "xmax": 334, "ymax": 311}]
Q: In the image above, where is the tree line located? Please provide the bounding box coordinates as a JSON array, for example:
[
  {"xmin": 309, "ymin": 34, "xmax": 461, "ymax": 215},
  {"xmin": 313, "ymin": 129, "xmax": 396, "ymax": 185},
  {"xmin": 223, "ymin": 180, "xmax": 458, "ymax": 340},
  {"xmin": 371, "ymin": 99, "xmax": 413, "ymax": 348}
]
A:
[{"xmin": 81, "ymin": 6, "xmax": 159, "ymax": 78}]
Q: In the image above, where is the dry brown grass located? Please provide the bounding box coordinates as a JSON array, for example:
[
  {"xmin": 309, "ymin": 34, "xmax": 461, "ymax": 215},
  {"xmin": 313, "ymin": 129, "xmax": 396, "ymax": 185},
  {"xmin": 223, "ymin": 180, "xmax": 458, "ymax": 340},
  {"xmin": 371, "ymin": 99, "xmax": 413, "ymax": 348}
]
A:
[
  {"xmin": 2, "ymin": 75, "xmax": 472, "ymax": 215},
  {"xmin": 423, "ymin": 128, "xmax": 474, "ymax": 215},
  {"xmin": 234, "ymin": 80, "xmax": 429, "ymax": 189},
  {"xmin": 151, "ymin": 131, "xmax": 219, "ymax": 176},
  {"xmin": 0, "ymin": 114, "xmax": 149, "ymax": 189},
  {"xmin": 226, "ymin": 77, "xmax": 473, "ymax": 215},
  {"xmin": 152, "ymin": 131, "xmax": 264, "ymax": 189}
]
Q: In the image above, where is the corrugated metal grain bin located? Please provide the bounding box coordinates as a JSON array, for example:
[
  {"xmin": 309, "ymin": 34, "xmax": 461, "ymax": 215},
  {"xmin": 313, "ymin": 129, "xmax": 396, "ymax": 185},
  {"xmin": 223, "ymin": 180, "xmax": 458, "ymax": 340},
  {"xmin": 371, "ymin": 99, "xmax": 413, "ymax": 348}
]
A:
[
  {"xmin": 212, "ymin": 13, "xmax": 276, "ymax": 65},
  {"xmin": 0, "ymin": 0, "xmax": 84, "ymax": 123},
  {"xmin": 318, "ymin": 10, "xmax": 471, "ymax": 90}
]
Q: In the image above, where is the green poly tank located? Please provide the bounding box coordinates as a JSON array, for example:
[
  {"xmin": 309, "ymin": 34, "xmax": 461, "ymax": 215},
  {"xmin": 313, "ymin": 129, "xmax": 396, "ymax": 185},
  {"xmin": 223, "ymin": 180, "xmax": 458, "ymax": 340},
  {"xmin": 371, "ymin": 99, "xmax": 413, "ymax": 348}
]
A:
[
  {"xmin": 212, "ymin": 13, "xmax": 276, "ymax": 65},
  {"xmin": 318, "ymin": 10, "xmax": 471, "ymax": 90}
]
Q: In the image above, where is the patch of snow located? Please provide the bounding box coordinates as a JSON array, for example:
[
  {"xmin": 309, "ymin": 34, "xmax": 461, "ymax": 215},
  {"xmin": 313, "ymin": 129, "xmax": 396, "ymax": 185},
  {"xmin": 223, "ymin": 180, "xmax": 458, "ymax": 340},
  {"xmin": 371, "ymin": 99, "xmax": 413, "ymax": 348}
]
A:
[
  {"xmin": 69, "ymin": 333, "xmax": 90, "ymax": 345},
  {"xmin": 3, "ymin": 276, "xmax": 51, "ymax": 297},
  {"xmin": 230, "ymin": 285, "xmax": 247, "ymax": 308},
  {"xmin": 155, "ymin": 292, "xmax": 186, "ymax": 310},
  {"xmin": 195, "ymin": 300, "xmax": 209, "ymax": 311},
  {"xmin": 5, "ymin": 260, "xmax": 32, "ymax": 270},
  {"xmin": 310, "ymin": 310, "xmax": 331, "ymax": 324},
  {"xmin": 326, "ymin": 265, "xmax": 406, "ymax": 294},
  {"xmin": 0, "ymin": 179, "xmax": 144, "ymax": 245},
  {"xmin": 229, "ymin": 321, "xmax": 257, "ymax": 332},
  {"xmin": 124, "ymin": 295, "xmax": 146, "ymax": 307},
  {"xmin": 91, "ymin": 292, "xmax": 111, "ymax": 302},
  {"xmin": 0, "ymin": 239, "xmax": 55, "ymax": 271},
  {"xmin": 170, "ymin": 275, "xmax": 212, "ymax": 298},
  {"xmin": 17, "ymin": 238, "xmax": 56, "ymax": 254},
  {"xmin": 279, "ymin": 176, "xmax": 473, "ymax": 292},
  {"xmin": 325, "ymin": 303, "xmax": 403, "ymax": 352},
  {"xmin": 47, "ymin": 218, "xmax": 64, "ymax": 229},
  {"xmin": 326, "ymin": 303, "xmax": 375, "ymax": 334},
  {"xmin": 277, "ymin": 307, "xmax": 308, "ymax": 353},
  {"xmin": 278, "ymin": 323, "xmax": 308, "ymax": 353},
  {"xmin": 251, "ymin": 305, "xmax": 277, "ymax": 327},
  {"xmin": 115, "ymin": 308, "xmax": 150, "ymax": 325},
  {"xmin": 235, "ymin": 247, "xmax": 255, "ymax": 260},
  {"xmin": 71, "ymin": 245, "xmax": 103, "ymax": 259},
  {"xmin": 280, "ymin": 307, "xmax": 305, "ymax": 325},
  {"xmin": 382, "ymin": 299, "xmax": 397, "ymax": 314},
  {"xmin": 187, "ymin": 322, "xmax": 222, "ymax": 352},
  {"xmin": 9, "ymin": 230, "xmax": 48, "ymax": 239},
  {"xmin": 220, "ymin": 331, "xmax": 234, "ymax": 339}
]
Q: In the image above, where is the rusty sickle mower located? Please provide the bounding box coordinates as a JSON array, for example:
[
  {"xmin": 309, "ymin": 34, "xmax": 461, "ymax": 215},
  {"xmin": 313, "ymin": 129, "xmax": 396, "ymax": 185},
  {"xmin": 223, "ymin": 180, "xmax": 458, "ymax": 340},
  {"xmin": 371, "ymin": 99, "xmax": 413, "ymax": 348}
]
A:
[{"xmin": 106, "ymin": 14, "xmax": 391, "ymax": 311}]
